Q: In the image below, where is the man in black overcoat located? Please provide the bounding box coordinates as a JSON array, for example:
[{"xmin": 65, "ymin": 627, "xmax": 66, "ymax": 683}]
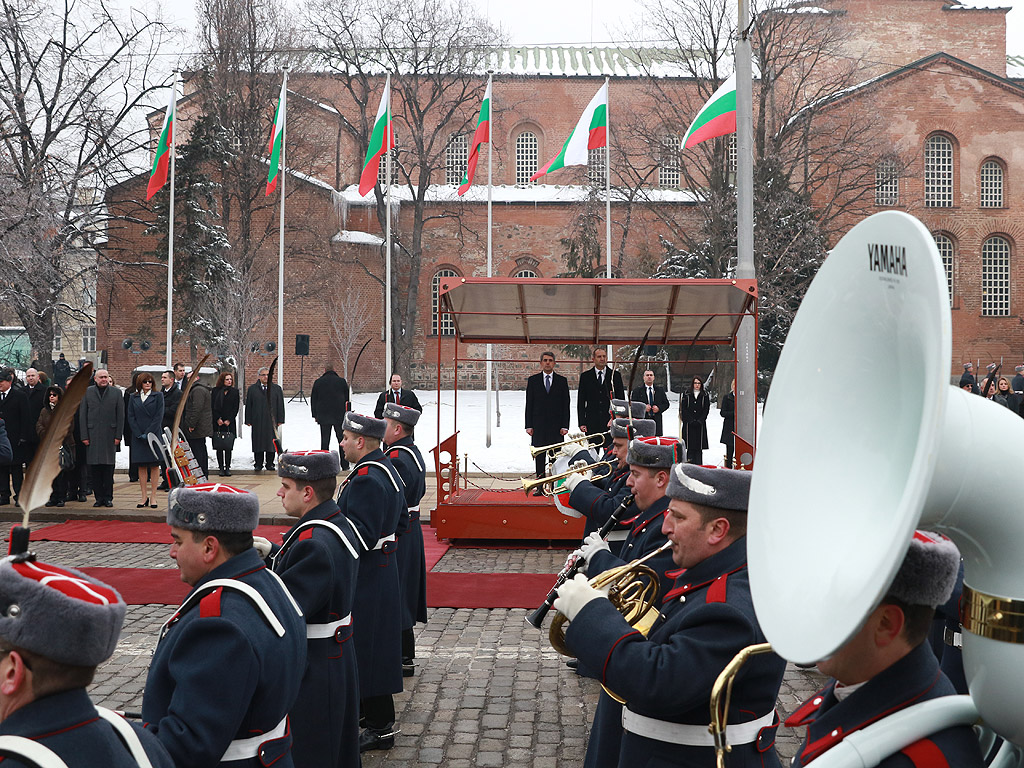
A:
[
  {"xmin": 577, "ymin": 347, "xmax": 624, "ymax": 436},
  {"xmin": 0, "ymin": 369, "xmax": 30, "ymax": 505},
  {"xmin": 244, "ymin": 367, "xmax": 285, "ymax": 471},
  {"xmin": 311, "ymin": 363, "xmax": 351, "ymax": 469},
  {"xmin": 22, "ymin": 367, "xmax": 46, "ymax": 463},
  {"xmin": 156, "ymin": 370, "xmax": 182, "ymax": 491},
  {"xmin": 630, "ymin": 369, "xmax": 670, "ymax": 436},
  {"xmin": 958, "ymin": 363, "xmax": 979, "ymax": 394},
  {"xmin": 374, "ymin": 374, "xmax": 421, "ymax": 418},
  {"xmin": 525, "ymin": 351, "xmax": 570, "ymax": 483}
]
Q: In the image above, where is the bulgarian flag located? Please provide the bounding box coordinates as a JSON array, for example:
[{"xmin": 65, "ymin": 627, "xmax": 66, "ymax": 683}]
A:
[
  {"xmin": 146, "ymin": 83, "xmax": 176, "ymax": 201},
  {"xmin": 682, "ymin": 74, "xmax": 736, "ymax": 149},
  {"xmin": 265, "ymin": 76, "xmax": 287, "ymax": 196},
  {"xmin": 457, "ymin": 79, "xmax": 491, "ymax": 196},
  {"xmin": 530, "ymin": 81, "xmax": 607, "ymax": 182},
  {"xmin": 358, "ymin": 75, "xmax": 395, "ymax": 196}
]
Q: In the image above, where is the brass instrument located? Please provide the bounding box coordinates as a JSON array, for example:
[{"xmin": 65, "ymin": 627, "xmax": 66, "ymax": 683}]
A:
[
  {"xmin": 549, "ymin": 541, "xmax": 673, "ymax": 703},
  {"xmin": 709, "ymin": 643, "xmax": 775, "ymax": 768},
  {"xmin": 529, "ymin": 431, "xmax": 609, "ymax": 459},
  {"xmin": 520, "ymin": 460, "xmax": 616, "ymax": 496}
]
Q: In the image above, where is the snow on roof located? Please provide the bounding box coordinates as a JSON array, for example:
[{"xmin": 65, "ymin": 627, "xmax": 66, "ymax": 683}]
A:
[
  {"xmin": 943, "ymin": 3, "xmax": 1010, "ymax": 9},
  {"xmin": 334, "ymin": 183, "xmax": 700, "ymax": 205},
  {"xmin": 1008, "ymin": 55, "xmax": 1024, "ymax": 79},
  {"xmin": 333, "ymin": 229, "xmax": 384, "ymax": 246}
]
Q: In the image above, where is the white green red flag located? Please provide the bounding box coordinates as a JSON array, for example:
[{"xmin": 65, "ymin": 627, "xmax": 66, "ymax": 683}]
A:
[
  {"xmin": 458, "ymin": 80, "xmax": 491, "ymax": 196},
  {"xmin": 682, "ymin": 74, "xmax": 736, "ymax": 149},
  {"xmin": 146, "ymin": 84, "xmax": 176, "ymax": 201},
  {"xmin": 265, "ymin": 77, "xmax": 287, "ymax": 196},
  {"xmin": 531, "ymin": 82, "xmax": 607, "ymax": 182},
  {"xmin": 359, "ymin": 75, "xmax": 394, "ymax": 196}
]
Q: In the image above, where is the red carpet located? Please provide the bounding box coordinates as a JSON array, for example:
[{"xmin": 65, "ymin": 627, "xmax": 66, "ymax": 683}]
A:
[
  {"xmin": 29, "ymin": 521, "xmax": 290, "ymax": 544},
  {"xmin": 80, "ymin": 567, "xmax": 190, "ymax": 605},
  {"xmin": 426, "ymin": 572, "xmax": 557, "ymax": 609}
]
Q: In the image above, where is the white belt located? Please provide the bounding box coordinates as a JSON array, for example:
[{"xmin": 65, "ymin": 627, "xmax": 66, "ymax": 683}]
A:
[
  {"xmin": 221, "ymin": 716, "xmax": 287, "ymax": 762},
  {"xmin": 373, "ymin": 533, "xmax": 397, "ymax": 551},
  {"xmin": 944, "ymin": 628, "xmax": 962, "ymax": 648},
  {"xmin": 408, "ymin": 505, "xmax": 420, "ymax": 513},
  {"xmin": 307, "ymin": 614, "xmax": 352, "ymax": 639},
  {"xmin": 606, "ymin": 531, "xmax": 628, "ymax": 542},
  {"xmin": 622, "ymin": 708, "xmax": 775, "ymax": 747}
]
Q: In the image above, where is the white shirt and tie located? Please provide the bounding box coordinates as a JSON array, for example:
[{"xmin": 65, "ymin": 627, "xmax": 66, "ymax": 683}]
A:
[{"xmin": 545, "ymin": 374, "xmax": 551, "ymax": 393}]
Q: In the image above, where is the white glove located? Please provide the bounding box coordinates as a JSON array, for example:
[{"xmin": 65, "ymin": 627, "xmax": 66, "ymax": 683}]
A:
[
  {"xmin": 553, "ymin": 573, "xmax": 609, "ymax": 622},
  {"xmin": 253, "ymin": 536, "xmax": 272, "ymax": 558},
  {"xmin": 557, "ymin": 440, "xmax": 585, "ymax": 459},
  {"xmin": 580, "ymin": 531, "xmax": 610, "ymax": 562},
  {"xmin": 563, "ymin": 472, "xmax": 589, "ymax": 493},
  {"xmin": 564, "ymin": 547, "xmax": 588, "ymax": 575}
]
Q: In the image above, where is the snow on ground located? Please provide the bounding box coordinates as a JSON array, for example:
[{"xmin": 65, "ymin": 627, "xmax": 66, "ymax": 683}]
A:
[{"xmin": 116, "ymin": 389, "xmax": 739, "ymax": 473}]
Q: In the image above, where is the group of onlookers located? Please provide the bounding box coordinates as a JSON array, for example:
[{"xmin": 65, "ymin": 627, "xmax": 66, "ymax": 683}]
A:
[{"xmin": 959, "ymin": 361, "xmax": 1024, "ymax": 416}]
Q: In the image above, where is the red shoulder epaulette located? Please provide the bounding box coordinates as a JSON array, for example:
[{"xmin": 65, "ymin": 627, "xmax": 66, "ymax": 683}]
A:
[
  {"xmin": 706, "ymin": 574, "xmax": 728, "ymax": 603},
  {"xmin": 199, "ymin": 587, "xmax": 223, "ymax": 618},
  {"xmin": 298, "ymin": 529, "xmax": 314, "ymax": 541},
  {"xmin": 357, "ymin": 467, "xmax": 369, "ymax": 476},
  {"xmin": 784, "ymin": 691, "xmax": 826, "ymax": 727},
  {"xmin": 390, "ymin": 450, "xmax": 400, "ymax": 459}
]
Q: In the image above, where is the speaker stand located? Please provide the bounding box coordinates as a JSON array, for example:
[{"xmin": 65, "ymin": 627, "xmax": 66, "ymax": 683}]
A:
[{"xmin": 289, "ymin": 355, "xmax": 308, "ymax": 404}]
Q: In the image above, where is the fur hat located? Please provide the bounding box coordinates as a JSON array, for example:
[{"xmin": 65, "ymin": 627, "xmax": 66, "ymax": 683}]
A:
[
  {"xmin": 0, "ymin": 557, "xmax": 125, "ymax": 667},
  {"xmin": 610, "ymin": 417, "xmax": 656, "ymax": 440},
  {"xmin": 1016, "ymin": 365, "xmax": 1024, "ymax": 373},
  {"xmin": 610, "ymin": 399, "xmax": 647, "ymax": 420},
  {"xmin": 627, "ymin": 436, "xmax": 682, "ymax": 469},
  {"xmin": 168, "ymin": 483, "xmax": 260, "ymax": 533},
  {"xmin": 885, "ymin": 531, "xmax": 960, "ymax": 608},
  {"xmin": 666, "ymin": 464, "xmax": 751, "ymax": 511},
  {"xmin": 343, "ymin": 411, "xmax": 386, "ymax": 441},
  {"xmin": 383, "ymin": 402, "xmax": 420, "ymax": 428},
  {"xmin": 963, "ymin": 363, "xmax": 973, "ymax": 370},
  {"xmin": 278, "ymin": 450, "xmax": 341, "ymax": 481},
  {"xmin": 987, "ymin": 363, "xmax": 998, "ymax": 373}
]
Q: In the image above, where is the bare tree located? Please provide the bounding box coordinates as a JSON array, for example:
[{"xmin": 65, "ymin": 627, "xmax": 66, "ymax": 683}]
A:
[
  {"xmin": 0, "ymin": 0, "xmax": 168, "ymax": 360},
  {"xmin": 304, "ymin": 0, "xmax": 504, "ymax": 379},
  {"xmin": 320, "ymin": 282, "xmax": 370, "ymax": 379}
]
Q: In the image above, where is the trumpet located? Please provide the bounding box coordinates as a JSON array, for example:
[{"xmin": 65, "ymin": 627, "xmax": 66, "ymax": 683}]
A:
[
  {"xmin": 529, "ymin": 431, "xmax": 609, "ymax": 458},
  {"xmin": 521, "ymin": 460, "xmax": 616, "ymax": 496}
]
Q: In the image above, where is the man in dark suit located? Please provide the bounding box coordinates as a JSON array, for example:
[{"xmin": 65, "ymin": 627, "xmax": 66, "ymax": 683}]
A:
[
  {"xmin": 525, "ymin": 351, "xmax": 570, "ymax": 486},
  {"xmin": 311, "ymin": 363, "xmax": 351, "ymax": 468},
  {"xmin": 0, "ymin": 369, "xmax": 30, "ymax": 505},
  {"xmin": 374, "ymin": 374, "xmax": 422, "ymax": 418},
  {"xmin": 577, "ymin": 347, "xmax": 624, "ymax": 436},
  {"xmin": 630, "ymin": 368, "xmax": 671, "ymax": 436},
  {"xmin": 156, "ymin": 369, "xmax": 182, "ymax": 491}
]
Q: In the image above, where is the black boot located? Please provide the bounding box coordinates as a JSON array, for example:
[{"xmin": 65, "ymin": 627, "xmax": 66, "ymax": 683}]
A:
[{"xmin": 359, "ymin": 723, "xmax": 397, "ymax": 752}]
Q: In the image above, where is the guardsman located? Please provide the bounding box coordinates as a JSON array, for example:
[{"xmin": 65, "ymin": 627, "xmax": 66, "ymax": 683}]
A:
[
  {"xmin": 336, "ymin": 412, "xmax": 405, "ymax": 752},
  {"xmin": 787, "ymin": 532, "xmax": 983, "ymax": 767},
  {"xmin": 142, "ymin": 484, "xmax": 306, "ymax": 768},
  {"xmin": 382, "ymin": 402, "xmax": 428, "ymax": 678},
  {"xmin": 272, "ymin": 450, "xmax": 362, "ymax": 768},
  {"xmin": 555, "ymin": 463, "xmax": 786, "ymax": 768},
  {"xmin": 564, "ymin": 416, "xmax": 656, "ymax": 556},
  {"xmin": 0, "ymin": 557, "xmax": 173, "ymax": 767}
]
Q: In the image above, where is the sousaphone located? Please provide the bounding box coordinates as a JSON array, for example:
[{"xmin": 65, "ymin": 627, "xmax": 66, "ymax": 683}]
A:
[{"xmin": 746, "ymin": 210, "xmax": 1024, "ymax": 761}]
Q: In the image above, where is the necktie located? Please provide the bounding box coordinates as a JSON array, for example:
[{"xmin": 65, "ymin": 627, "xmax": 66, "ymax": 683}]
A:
[
  {"xmin": 545, "ymin": 374, "xmax": 551, "ymax": 393},
  {"xmin": 396, "ymin": 391, "xmax": 401, "ymax": 406},
  {"xmin": 648, "ymin": 387, "xmax": 654, "ymax": 405},
  {"xmin": 597, "ymin": 370, "xmax": 603, "ymax": 387}
]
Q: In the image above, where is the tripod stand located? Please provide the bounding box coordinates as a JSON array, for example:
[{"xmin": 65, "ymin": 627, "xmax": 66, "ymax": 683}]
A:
[{"xmin": 289, "ymin": 354, "xmax": 308, "ymax": 403}]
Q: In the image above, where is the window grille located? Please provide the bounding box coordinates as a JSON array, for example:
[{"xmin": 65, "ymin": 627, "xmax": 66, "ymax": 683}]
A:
[
  {"xmin": 982, "ymin": 236, "xmax": 1010, "ymax": 316},
  {"xmin": 446, "ymin": 134, "xmax": 468, "ymax": 186},
  {"xmin": 933, "ymin": 234, "xmax": 954, "ymax": 306},
  {"xmin": 924, "ymin": 135, "xmax": 953, "ymax": 207},
  {"xmin": 660, "ymin": 135, "xmax": 680, "ymax": 189},
  {"xmin": 515, "ymin": 132, "xmax": 538, "ymax": 185},
  {"xmin": 432, "ymin": 269, "xmax": 459, "ymax": 335},
  {"xmin": 980, "ymin": 160, "xmax": 1003, "ymax": 208},
  {"xmin": 875, "ymin": 159, "xmax": 900, "ymax": 206}
]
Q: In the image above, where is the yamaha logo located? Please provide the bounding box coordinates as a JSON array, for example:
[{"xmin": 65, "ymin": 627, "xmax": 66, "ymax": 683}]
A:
[{"xmin": 868, "ymin": 243, "xmax": 907, "ymax": 276}]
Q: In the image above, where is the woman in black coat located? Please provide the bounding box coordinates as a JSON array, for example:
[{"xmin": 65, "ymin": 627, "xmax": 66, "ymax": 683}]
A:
[
  {"xmin": 211, "ymin": 371, "xmax": 240, "ymax": 477},
  {"xmin": 719, "ymin": 378, "xmax": 736, "ymax": 468},
  {"xmin": 126, "ymin": 372, "xmax": 164, "ymax": 508},
  {"xmin": 36, "ymin": 386, "xmax": 75, "ymax": 507},
  {"xmin": 680, "ymin": 375, "xmax": 710, "ymax": 465}
]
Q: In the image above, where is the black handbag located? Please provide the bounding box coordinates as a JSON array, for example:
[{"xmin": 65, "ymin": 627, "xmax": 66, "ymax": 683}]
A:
[
  {"xmin": 212, "ymin": 430, "xmax": 236, "ymax": 451},
  {"xmin": 58, "ymin": 445, "xmax": 75, "ymax": 470}
]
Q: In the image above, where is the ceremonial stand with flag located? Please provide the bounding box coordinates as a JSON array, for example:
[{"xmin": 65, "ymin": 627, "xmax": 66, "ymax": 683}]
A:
[
  {"xmin": 266, "ymin": 71, "xmax": 288, "ymax": 390},
  {"xmin": 148, "ymin": 74, "xmax": 178, "ymax": 368}
]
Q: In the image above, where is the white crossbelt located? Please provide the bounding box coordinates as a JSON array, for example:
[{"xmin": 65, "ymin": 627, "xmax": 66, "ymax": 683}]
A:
[
  {"xmin": 409, "ymin": 505, "xmax": 420, "ymax": 513},
  {"xmin": 373, "ymin": 533, "xmax": 397, "ymax": 551},
  {"xmin": 95, "ymin": 707, "xmax": 155, "ymax": 768},
  {"xmin": 221, "ymin": 716, "xmax": 288, "ymax": 762},
  {"xmin": 944, "ymin": 628, "xmax": 962, "ymax": 648},
  {"xmin": 606, "ymin": 531, "xmax": 629, "ymax": 542},
  {"xmin": 307, "ymin": 613, "xmax": 352, "ymax": 639},
  {"xmin": 0, "ymin": 736, "xmax": 70, "ymax": 768},
  {"xmin": 622, "ymin": 708, "xmax": 775, "ymax": 747}
]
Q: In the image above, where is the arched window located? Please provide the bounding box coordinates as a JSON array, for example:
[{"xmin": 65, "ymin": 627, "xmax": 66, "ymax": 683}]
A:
[
  {"xmin": 933, "ymin": 233, "xmax": 954, "ymax": 306},
  {"xmin": 982, "ymin": 236, "xmax": 1011, "ymax": 316},
  {"xmin": 659, "ymin": 135, "xmax": 680, "ymax": 189},
  {"xmin": 514, "ymin": 268, "xmax": 538, "ymax": 278},
  {"xmin": 588, "ymin": 147, "xmax": 606, "ymax": 185},
  {"xmin": 446, "ymin": 134, "xmax": 468, "ymax": 186},
  {"xmin": 515, "ymin": 131, "xmax": 538, "ymax": 185},
  {"xmin": 377, "ymin": 148, "xmax": 397, "ymax": 188},
  {"xmin": 432, "ymin": 268, "xmax": 460, "ymax": 335},
  {"xmin": 875, "ymin": 159, "xmax": 900, "ymax": 206},
  {"xmin": 924, "ymin": 135, "xmax": 954, "ymax": 208},
  {"xmin": 727, "ymin": 135, "xmax": 737, "ymax": 185},
  {"xmin": 980, "ymin": 160, "xmax": 1004, "ymax": 208}
]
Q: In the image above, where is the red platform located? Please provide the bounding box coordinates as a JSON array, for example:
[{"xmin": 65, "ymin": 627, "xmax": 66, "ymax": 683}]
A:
[{"xmin": 432, "ymin": 488, "xmax": 585, "ymax": 541}]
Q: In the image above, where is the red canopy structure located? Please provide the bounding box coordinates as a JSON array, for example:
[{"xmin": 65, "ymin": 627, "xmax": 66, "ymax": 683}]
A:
[{"xmin": 430, "ymin": 277, "xmax": 758, "ymax": 541}]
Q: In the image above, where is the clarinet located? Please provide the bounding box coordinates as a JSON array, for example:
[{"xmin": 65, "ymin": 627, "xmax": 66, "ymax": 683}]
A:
[{"xmin": 525, "ymin": 494, "xmax": 635, "ymax": 629}]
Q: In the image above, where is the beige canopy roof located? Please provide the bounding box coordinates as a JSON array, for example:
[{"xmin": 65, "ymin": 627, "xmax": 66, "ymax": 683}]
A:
[{"xmin": 437, "ymin": 278, "xmax": 758, "ymax": 346}]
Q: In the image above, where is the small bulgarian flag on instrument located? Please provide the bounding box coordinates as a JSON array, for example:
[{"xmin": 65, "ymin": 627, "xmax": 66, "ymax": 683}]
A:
[
  {"xmin": 682, "ymin": 74, "xmax": 737, "ymax": 149},
  {"xmin": 146, "ymin": 81, "xmax": 176, "ymax": 201},
  {"xmin": 358, "ymin": 75, "xmax": 395, "ymax": 196},
  {"xmin": 265, "ymin": 75, "xmax": 287, "ymax": 196},
  {"xmin": 530, "ymin": 81, "xmax": 607, "ymax": 182},
  {"xmin": 458, "ymin": 79, "xmax": 491, "ymax": 196}
]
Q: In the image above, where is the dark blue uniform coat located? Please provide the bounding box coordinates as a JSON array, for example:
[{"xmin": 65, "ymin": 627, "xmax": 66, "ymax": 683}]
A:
[
  {"xmin": 142, "ymin": 548, "xmax": 306, "ymax": 768},
  {"xmin": 570, "ymin": 464, "xmax": 632, "ymax": 555},
  {"xmin": 335, "ymin": 448, "xmax": 405, "ymax": 698},
  {"xmin": 587, "ymin": 495, "xmax": 675, "ymax": 598},
  {"xmin": 788, "ymin": 641, "xmax": 983, "ymax": 767},
  {"xmin": 271, "ymin": 500, "xmax": 362, "ymax": 768},
  {"xmin": 0, "ymin": 688, "xmax": 173, "ymax": 768},
  {"xmin": 567, "ymin": 537, "xmax": 785, "ymax": 768},
  {"xmin": 386, "ymin": 436, "xmax": 428, "ymax": 629}
]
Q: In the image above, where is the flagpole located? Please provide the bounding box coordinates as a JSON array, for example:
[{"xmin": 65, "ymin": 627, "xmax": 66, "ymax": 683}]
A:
[
  {"xmin": 277, "ymin": 69, "xmax": 288, "ymax": 390},
  {"xmin": 164, "ymin": 72, "xmax": 178, "ymax": 368},
  {"xmin": 604, "ymin": 77, "xmax": 612, "ymax": 365},
  {"xmin": 385, "ymin": 74, "xmax": 393, "ymax": 387},
  {"xmin": 485, "ymin": 73, "xmax": 494, "ymax": 448}
]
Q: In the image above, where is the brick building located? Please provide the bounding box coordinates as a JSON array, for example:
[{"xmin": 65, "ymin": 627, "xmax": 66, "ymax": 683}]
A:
[{"xmin": 98, "ymin": 0, "xmax": 1024, "ymax": 391}]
